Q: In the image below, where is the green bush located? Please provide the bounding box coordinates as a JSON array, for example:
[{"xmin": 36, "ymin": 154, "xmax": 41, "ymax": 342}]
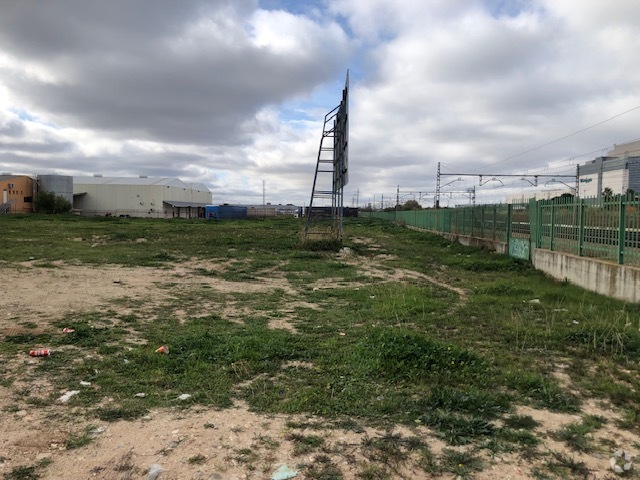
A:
[{"xmin": 33, "ymin": 191, "xmax": 72, "ymax": 214}]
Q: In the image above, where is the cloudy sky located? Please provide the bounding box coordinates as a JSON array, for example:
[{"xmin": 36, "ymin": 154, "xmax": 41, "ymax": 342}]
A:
[{"xmin": 1, "ymin": 0, "xmax": 640, "ymax": 207}]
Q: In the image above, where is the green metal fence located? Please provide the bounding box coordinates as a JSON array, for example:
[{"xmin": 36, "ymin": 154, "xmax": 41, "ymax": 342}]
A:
[{"xmin": 364, "ymin": 195, "xmax": 640, "ymax": 266}]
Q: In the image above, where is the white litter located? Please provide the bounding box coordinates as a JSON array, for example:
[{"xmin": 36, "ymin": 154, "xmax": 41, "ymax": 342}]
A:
[
  {"xmin": 58, "ymin": 390, "xmax": 80, "ymax": 403},
  {"xmin": 148, "ymin": 463, "xmax": 165, "ymax": 480},
  {"xmin": 272, "ymin": 465, "xmax": 298, "ymax": 480},
  {"xmin": 177, "ymin": 394, "xmax": 192, "ymax": 401}
]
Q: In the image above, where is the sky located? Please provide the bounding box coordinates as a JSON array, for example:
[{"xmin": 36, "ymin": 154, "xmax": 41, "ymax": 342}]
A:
[{"xmin": 1, "ymin": 0, "xmax": 640, "ymax": 208}]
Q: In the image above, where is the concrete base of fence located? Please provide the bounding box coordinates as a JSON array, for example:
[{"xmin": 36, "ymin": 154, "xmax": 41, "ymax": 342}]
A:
[
  {"xmin": 407, "ymin": 226, "xmax": 639, "ymax": 304},
  {"xmin": 441, "ymin": 232, "xmax": 509, "ymax": 255},
  {"xmin": 532, "ymin": 249, "xmax": 640, "ymax": 304}
]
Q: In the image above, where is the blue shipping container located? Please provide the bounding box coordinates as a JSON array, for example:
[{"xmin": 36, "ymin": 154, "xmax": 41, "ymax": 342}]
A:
[
  {"xmin": 205, "ymin": 205, "xmax": 219, "ymax": 219},
  {"xmin": 217, "ymin": 205, "xmax": 248, "ymax": 219}
]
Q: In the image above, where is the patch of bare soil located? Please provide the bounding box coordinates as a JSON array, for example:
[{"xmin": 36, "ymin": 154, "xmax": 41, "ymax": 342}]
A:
[{"xmin": 0, "ymin": 259, "xmax": 637, "ymax": 479}]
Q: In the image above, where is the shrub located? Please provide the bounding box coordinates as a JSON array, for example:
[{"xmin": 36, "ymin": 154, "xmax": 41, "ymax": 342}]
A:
[{"xmin": 34, "ymin": 191, "xmax": 72, "ymax": 214}]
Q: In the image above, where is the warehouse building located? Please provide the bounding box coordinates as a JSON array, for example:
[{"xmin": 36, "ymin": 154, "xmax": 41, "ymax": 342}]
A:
[
  {"xmin": 578, "ymin": 141, "xmax": 640, "ymax": 198},
  {"xmin": 73, "ymin": 176, "xmax": 212, "ymax": 218}
]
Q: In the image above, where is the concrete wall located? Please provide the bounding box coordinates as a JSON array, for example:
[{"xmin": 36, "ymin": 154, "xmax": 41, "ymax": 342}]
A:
[
  {"xmin": 407, "ymin": 226, "xmax": 509, "ymax": 255},
  {"xmin": 531, "ymin": 249, "xmax": 640, "ymax": 303},
  {"xmin": 441, "ymin": 232, "xmax": 509, "ymax": 255},
  {"xmin": 410, "ymin": 226, "xmax": 640, "ymax": 303}
]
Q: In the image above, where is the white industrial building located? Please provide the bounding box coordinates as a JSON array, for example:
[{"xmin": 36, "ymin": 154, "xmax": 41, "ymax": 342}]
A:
[
  {"xmin": 578, "ymin": 141, "xmax": 640, "ymax": 199},
  {"xmin": 73, "ymin": 176, "xmax": 212, "ymax": 218},
  {"xmin": 505, "ymin": 189, "xmax": 572, "ymax": 204}
]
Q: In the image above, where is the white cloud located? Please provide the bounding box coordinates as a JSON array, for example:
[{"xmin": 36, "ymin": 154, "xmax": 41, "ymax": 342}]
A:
[{"xmin": 1, "ymin": 0, "xmax": 639, "ymax": 206}]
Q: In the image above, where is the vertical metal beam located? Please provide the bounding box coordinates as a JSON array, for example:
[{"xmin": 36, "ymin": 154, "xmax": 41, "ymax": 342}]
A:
[
  {"xmin": 578, "ymin": 197, "xmax": 585, "ymax": 256},
  {"xmin": 506, "ymin": 204, "xmax": 512, "ymax": 248},
  {"xmin": 550, "ymin": 203, "xmax": 556, "ymax": 251},
  {"xmin": 435, "ymin": 162, "xmax": 441, "ymax": 208},
  {"xmin": 618, "ymin": 194, "xmax": 626, "ymax": 264}
]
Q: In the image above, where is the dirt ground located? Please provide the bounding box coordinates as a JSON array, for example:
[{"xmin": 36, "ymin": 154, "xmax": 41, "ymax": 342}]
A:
[{"xmin": 0, "ymin": 256, "xmax": 637, "ymax": 479}]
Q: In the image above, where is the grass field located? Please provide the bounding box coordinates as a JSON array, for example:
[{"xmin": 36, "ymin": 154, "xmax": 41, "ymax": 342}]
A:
[{"xmin": 0, "ymin": 214, "xmax": 638, "ymax": 479}]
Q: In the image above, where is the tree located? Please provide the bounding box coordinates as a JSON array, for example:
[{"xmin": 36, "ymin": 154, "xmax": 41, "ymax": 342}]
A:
[
  {"xmin": 34, "ymin": 191, "xmax": 72, "ymax": 214},
  {"xmin": 602, "ymin": 187, "xmax": 614, "ymax": 198},
  {"xmin": 399, "ymin": 199, "xmax": 422, "ymax": 210}
]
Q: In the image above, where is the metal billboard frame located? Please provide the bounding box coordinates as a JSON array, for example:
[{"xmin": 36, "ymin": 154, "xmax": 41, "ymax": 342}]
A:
[{"xmin": 304, "ymin": 71, "xmax": 349, "ymax": 242}]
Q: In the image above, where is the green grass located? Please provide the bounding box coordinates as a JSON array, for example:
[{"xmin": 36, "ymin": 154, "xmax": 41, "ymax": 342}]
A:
[
  {"xmin": 304, "ymin": 454, "xmax": 344, "ymax": 479},
  {"xmin": 552, "ymin": 415, "xmax": 607, "ymax": 453},
  {"xmin": 1, "ymin": 215, "xmax": 639, "ymax": 477},
  {"xmin": 286, "ymin": 433, "xmax": 325, "ymax": 456},
  {"xmin": 2, "ymin": 466, "xmax": 41, "ymax": 480},
  {"xmin": 65, "ymin": 425, "xmax": 97, "ymax": 450}
]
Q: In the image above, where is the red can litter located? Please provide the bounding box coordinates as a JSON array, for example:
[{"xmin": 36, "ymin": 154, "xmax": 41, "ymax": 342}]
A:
[{"xmin": 29, "ymin": 349, "xmax": 51, "ymax": 357}]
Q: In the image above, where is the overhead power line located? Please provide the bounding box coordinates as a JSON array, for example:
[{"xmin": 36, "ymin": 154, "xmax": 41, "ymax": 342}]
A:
[{"xmin": 486, "ymin": 104, "xmax": 640, "ymax": 168}]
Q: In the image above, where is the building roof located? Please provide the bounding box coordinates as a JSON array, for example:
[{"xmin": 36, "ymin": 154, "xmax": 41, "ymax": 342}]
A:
[
  {"xmin": 185, "ymin": 182, "xmax": 210, "ymax": 192},
  {"xmin": 0, "ymin": 174, "xmax": 32, "ymax": 181},
  {"xmin": 74, "ymin": 176, "xmax": 210, "ymax": 190}
]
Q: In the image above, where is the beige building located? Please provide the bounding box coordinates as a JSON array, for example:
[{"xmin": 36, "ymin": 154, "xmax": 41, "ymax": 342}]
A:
[
  {"xmin": 73, "ymin": 176, "xmax": 212, "ymax": 218},
  {"xmin": 578, "ymin": 141, "xmax": 640, "ymax": 198},
  {"xmin": 0, "ymin": 174, "xmax": 35, "ymax": 214}
]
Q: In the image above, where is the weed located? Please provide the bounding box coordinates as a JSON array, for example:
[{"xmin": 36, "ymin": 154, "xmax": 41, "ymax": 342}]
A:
[
  {"xmin": 503, "ymin": 414, "xmax": 540, "ymax": 430},
  {"xmin": 544, "ymin": 450, "xmax": 591, "ymax": 478},
  {"xmin": 254, "ymin": 434, "xmax": 280, "ymax": 450},
  {"xmin": 497, "ymin": 428, "xmax": 540, "ymax": 448},
  {"xmin": 361, "ymin": 432, "xmax": 424, "ymax": 469},
  {"xmin": 231, "ymin": 448, "xmax": 258, "ymax": 466},
  {"xmin": 65, "ymin": 425, "xmax": 96, "ymax": 449},
  {"xmin": 96, "ymin": 404, "xmax": 148, "ymax": 422},
  {"xmin": 112, "ymin": 451, "xmax": 136, "ymax": 473},
  {"xmin": 355, "ymin": 464, "xmax": 390, "ymax": 479},
  {"xmin": 286, "ymin": 433, "xmax": 325, "ymax": 456},
  {"xmin": 331, "ymin": 418, "xmax": 365, "ymax": 433},
  {"xmin": 438, "ymin": 448, "xmax": 484, "ymax": 477},
  {"xmin": 420, "ymin": 411, "xmax": 495, "ymax": 445},
  {"xmin": 187, "ymin": 454, "xmax": 206, "ymax": 465},
  {"xmin": 504, "ymin": 370, "xmax": 580, "ymax": 412},
  {"xmin": 552, "ymin": 415, "xmax": 607, "ymax": 453},
  {"xmin": 2, "ymin": 465, "xmax": 40, "ymax": 480},
  {"xmin": 303, "ymin": 239, "xmax": 343, "ymax": 252},
  {"xmin": 421, "ymin": 386, "xmax": 510, "ymax": 420},
  {"xmin": 304, "ymin": 454, "xmax": 344, "ymax": 479}
]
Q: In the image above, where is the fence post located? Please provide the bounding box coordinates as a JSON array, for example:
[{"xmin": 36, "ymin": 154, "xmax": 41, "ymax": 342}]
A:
[
  {"xmin": 470, "ymin": 207, "xmax": 475, "ymax": 237},
  {"xmin": 550, "ymin": 203, "xmax": 556, "ymax": 251},
  {"xmin": 618, "ymin": 195, "xmax": 626, "ymax": 264},
  {"xmin": 481, "ymin": 206, "xmax": 485, "ymax": 239},
  {"xmin": 578, "ymin": 198, "xmax": 585, "ymax": 257},
  {"xmin": 528, "ymin": 199, "xmax": 536, "ymax": 250},
  {"xmin": 493, "ymin": 205, "xmax": 497, "ymax": 240},
  {"xmin": 506, "ymin": 204, "xmax": 512, "ymax": 248}
]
